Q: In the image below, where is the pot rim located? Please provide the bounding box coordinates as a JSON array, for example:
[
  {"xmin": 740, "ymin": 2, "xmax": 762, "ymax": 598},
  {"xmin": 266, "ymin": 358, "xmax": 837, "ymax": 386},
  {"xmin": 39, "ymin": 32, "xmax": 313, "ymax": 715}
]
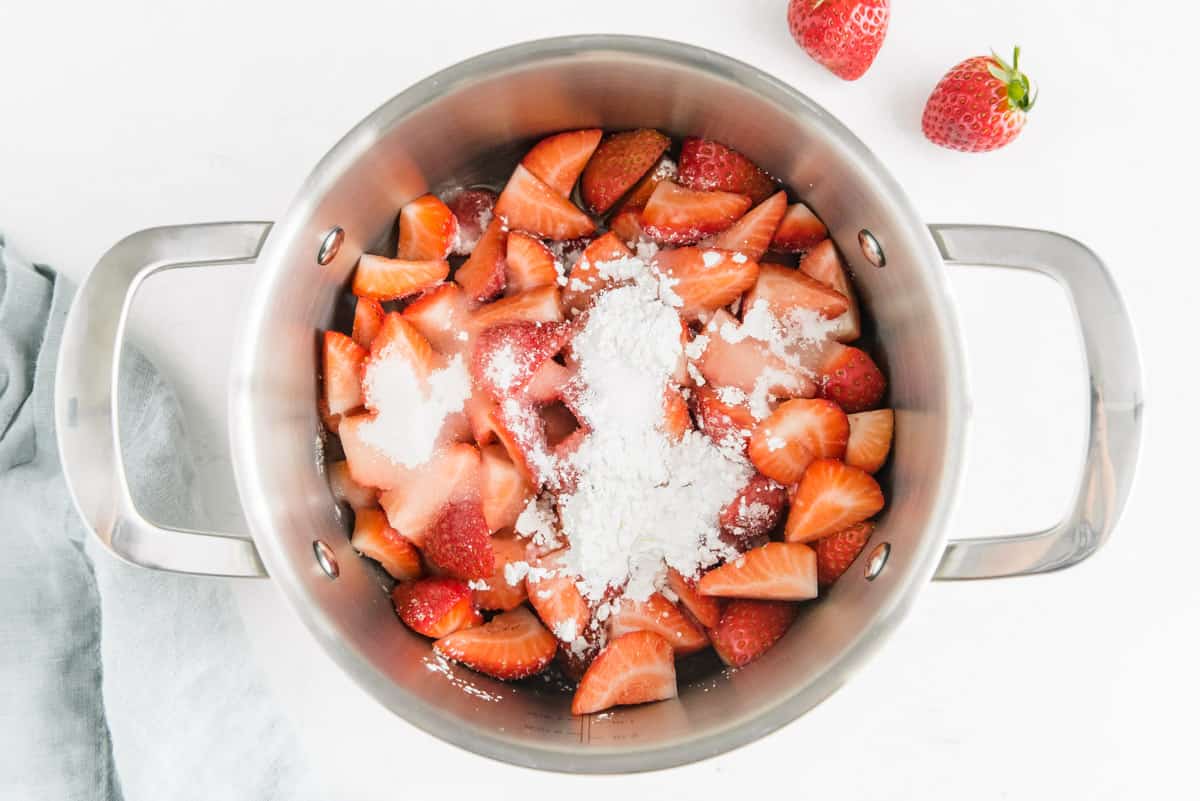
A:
[{"xmin": 229, "ymin": 33, "xmax": 969, "ymax": 773}]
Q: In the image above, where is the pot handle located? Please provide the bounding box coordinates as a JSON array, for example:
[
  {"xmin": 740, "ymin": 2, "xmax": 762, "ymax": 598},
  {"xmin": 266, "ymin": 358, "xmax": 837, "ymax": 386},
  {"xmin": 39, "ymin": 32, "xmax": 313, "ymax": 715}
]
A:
[
  {"xmin": 55, "ymin": 223, "xmax": 273, "ymax": 577},
  {"xmin": 928, "ymin": 225, "xmax": 1143, "ymax": 580}
]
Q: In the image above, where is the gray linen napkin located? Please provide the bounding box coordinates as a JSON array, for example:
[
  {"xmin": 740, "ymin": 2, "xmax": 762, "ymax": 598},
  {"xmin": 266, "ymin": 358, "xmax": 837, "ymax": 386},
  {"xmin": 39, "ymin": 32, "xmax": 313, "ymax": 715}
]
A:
[{"xmin": 0, "ymin": 236, "xmax": 324, "ymax": 800}]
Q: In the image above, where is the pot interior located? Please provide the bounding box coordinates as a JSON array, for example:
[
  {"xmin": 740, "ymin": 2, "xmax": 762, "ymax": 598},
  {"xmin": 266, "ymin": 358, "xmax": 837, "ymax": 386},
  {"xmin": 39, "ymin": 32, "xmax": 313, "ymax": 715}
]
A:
[{"xmin": 229, "ymin": 36, "xmax": 966, "ymax": 772}]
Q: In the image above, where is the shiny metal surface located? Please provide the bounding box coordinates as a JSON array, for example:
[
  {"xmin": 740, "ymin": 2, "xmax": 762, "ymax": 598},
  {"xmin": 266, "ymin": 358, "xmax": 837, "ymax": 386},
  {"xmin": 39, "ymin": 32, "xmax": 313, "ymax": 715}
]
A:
[
  {"xmin": 931, "ymin": 225, "xmax": 1143, "ymax": 579},
  {"xmin": 55, "ymin": 223, "xmax": 271, "ymax": 577},
  {"xmin": 317, "ymin": 226, "xmax": 344, "ymax": 266},
  {"xmin": 865, "ymin": 542, "xmax": 890, "ymax": 581},
  {"xmin": 858, "ymin": 229, "xmax": 886, "ymax": 268},
  {"xmin": 313, "ymin": 540, "xmax": 340, "ymax": 579}
]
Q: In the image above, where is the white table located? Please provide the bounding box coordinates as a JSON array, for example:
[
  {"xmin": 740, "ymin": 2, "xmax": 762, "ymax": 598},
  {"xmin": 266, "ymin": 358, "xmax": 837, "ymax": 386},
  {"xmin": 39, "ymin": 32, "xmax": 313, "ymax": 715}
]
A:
[{"xmin": 3, "ymin": 0, "xmax": 1194, "ymax": 797}]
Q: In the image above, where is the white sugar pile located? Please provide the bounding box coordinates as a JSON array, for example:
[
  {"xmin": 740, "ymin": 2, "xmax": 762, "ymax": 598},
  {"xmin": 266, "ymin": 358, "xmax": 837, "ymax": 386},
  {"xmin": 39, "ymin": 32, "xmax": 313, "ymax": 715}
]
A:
[{"xmin": 359, "ymin": 350, "xmax": 471, "ymax": 468}]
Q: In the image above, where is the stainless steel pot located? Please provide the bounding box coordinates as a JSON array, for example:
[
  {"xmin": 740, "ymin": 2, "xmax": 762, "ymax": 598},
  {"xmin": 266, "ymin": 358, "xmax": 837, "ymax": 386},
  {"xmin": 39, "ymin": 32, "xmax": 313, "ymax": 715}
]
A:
[{"xmin": 54, "ymin": 35, "xmax": 1142, "ymax": 772}]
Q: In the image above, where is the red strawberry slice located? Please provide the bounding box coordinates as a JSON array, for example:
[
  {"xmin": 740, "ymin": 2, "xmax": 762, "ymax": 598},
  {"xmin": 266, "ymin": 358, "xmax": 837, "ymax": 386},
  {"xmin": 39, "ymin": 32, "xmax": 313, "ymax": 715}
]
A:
[
  {"xmin": 641, "ymin": 181, "xmax": 752, "ymax": 245},
  {"xmin": 361, "ymin": 314, "xmax": 435, "ymax": 411},
  {"xmin": 524, "ymin": 359, "xmax": 574, "ymax": 405},
  {"xmin": 609, "ymin": 593, "xmax": 709, "ymax": 656},
  {"xmin": 471, "ymin": 320, "xmax": 572, "ymax": 399},
  {"xmin": 526, "ymin": 555, "xmax": 591, "ymax": 644},
  {"xmin": 699, "ymin": 541, "xmax": 818, "ymax": 601},
  {"xmin": 488, "ymin": 399, "xmax": 554, "ymax": 487},
  {"xmin": 608, "ymin": 209, "xmax": 645, "ymax": 246},
  {"xmin": 708, "ymin": 599, "xmax": 797, "ymax": 667},
  {"xmin": 351, "ymin": 507, "xmax": 422, "ymax": 581},
  {"xmin": 784, "ymin": 458, "xmax": 884, "ymax": 542},
  {"xmin": 799, "ymin": 239, "xmax": 860, "ymax": 341},
  {"xmin": 770, "ymin": 202, "xmax": 828, "ymax": 253},
  {"xmin": 444, "ymin": 188, "xmax": 497, "ymax": 256},
  {"xmin": 423, "ymin": 496, "xmax": 494, "ymax": 581},
  {"xmin": 616, "ymin": 155, "xmax": 678, "ymax": 214},
  {"xmin": 337, "ymin": 413, "xmax": 405, "ymax": 490},
  {"xmin": 480, "ymin": 444, "xmax": 532, "ymax": 533},
  {"xmin": 472, "ymin": 535, "xmax": 529, "ymax": 611},
  {"xmin": 376, "ymin": 443, "xmax": 481, "ymax": 544},
  {"xmin": 693, "ymin": 309, "xmax": 816, "ymax": 399},
  {"xmin": 434, "ymin": 606, "xmax": 557, "ymax": 681},
  {"xmin": 322, "ymin": 331, "xmax": 366, "ymax": 416},
  {"xmin": 400, "ymin": 282, "xmax": 471, "ymax": 355},
  {"xmin": 743, "ymin": 263, "xmax": 849, "ymax": 322},
  {"xmin": 580, "ymin": 129, "xmax": 671, "ymax": 214},
  {"xmin": 397, "ymin": 193, "xmax": 459, "ymax": 260},
  {"xmin": 678, "ymin": 138, "xmax": 777, "ymax": 204},
  {"xmin": 671, "ymin": 315, "xmax": 691, "ymax": 386},
  {"xmin": 327, "ymin": 460, "xmax": 378, "ymax": 510},
  {"xmin": 690, "ymin": 383, "xmax": 757, "ymax": 453},
  {"xmin": 495, "ymin": 164, "xmax": 596, "ymax": 241},
  {"xmin": 352, "ymin": 254, "xmax": 449, "ymax": 300},
  {"xmin": 660, "ymin": 385, "xmax": 692, "ymax": 442},
  {"xmin": 719, "ymin": 473, "xmax": 788, "ymax": 547},
  {"xmin": 455, "ymin": 218, "xmax": 507, "ymax": 303},
  {"xmin": 708, "ymin": 190, "xmax": 788, "ymax": 260},
  {"xmin": 351, "ymin": 297, "xmax": 386, "ymax": 349},
  {"xmin": 665, "ymin": 568, "xmax": 722, "ymax": 629},
  {"xmin": 571, "ymin": 631, "xmax": 678, "ymax": 715},
  {"xmin": 845, "ymin": 409, "xmax": 893, "ymax": 474},
  {"xmin": 469, "ymin": 285, "xmax": 564, "ymax": 332},
  {"xmin": 787, "ymin": 0, "xmax": 890, "ymax": 81},
  {"xmin": 562, "ymin": 231, "xmax": 634, "ymax": 313},
  {"xmin": 521, "ymin": 128, "xmax": 603, "ymax": 197},
  {"xmin": 818, "ymin": 344, "xmax": 886, "ymax": 412},
  {"xmin": 747, "ymin": 398, "xmax": 849, "ymax": 484},
  {"xmin": 505, "ymin": 231, "xmax": 559, "ymax": 295},
  {"xmin": 464, "ymin": 389, "xmax": 498, "ymax": 446},
  {"xmin": 815, "ymin": 521, "xmax": 874, "ymax": 588},
  {"xmin": 651, "ymin": 248, "xmax": 759, "ymax": 320},
  {"xmin": 392, "ymin": 577, "xmax": 481, "ymax": 638}
]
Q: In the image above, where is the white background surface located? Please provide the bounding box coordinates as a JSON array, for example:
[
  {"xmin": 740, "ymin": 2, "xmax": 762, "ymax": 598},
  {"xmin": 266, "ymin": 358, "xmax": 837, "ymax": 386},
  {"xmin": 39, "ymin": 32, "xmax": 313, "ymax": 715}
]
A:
[{"xmin": 2, "ymin": 0, "xmax": 1196, "ymax": 797}]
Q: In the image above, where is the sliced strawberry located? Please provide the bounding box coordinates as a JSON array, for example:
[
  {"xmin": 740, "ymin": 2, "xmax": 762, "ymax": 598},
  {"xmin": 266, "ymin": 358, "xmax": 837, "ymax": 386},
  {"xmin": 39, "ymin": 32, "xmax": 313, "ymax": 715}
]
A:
[
  {"xmin": 400, "ymin": 282, "xmax": 471, "ymax": 355},
  {"xmin": 651, "ymin": 248, "xmax": 759, "ymax": 319},
  {"xmin": 469, "ymin": 285, "xmax": 564, "ymax": 332},
  {"xmin": 327, "ymin": 460, "xmax": 378, "ymax": 509},
  {"xmin": 444, "ymin": 188, "xmax": 497, "ymax": 256},
  {"xmin": 322, "ymin": 331, "xmax": 366, "ymax": 416},
  {"xmin": 719, "ymin": 473, "xmax": 787, "ymax": 547},
  {"xmin": 361, "ymin": 314, "xmax": 435, "ymax": 410},
  {"xmin": 771, "ymin": 202, "xmax": 827, "ymax": 253},
  {"xmin": 690, "ymin": 383, "xmax": 757, "ymax": 453},
  {"xmin": 562, "ymin": 231, "xmax": 634, "ymax": 313},
  {"xmin": 845, "ymin": 409, "xmax": 893, "ymax": 473},
  {"xmin": 397, "ymin": 193, "xmax": 458, "ymax": 260},
  {"xmin": 521, "ymin": 128, "xmax": 603, "ymax": 197},
  {"xmin": 678, "ymin": 138, "xmax": 777, "ymax": 204},
  {"xmin": 571, "ymin": 631, "xmax": 677, "ymax": 715},
  {"xmin": 526, "ymin": 556, "xmax": 590, "ymax": 644},
  {"xmin": 338, "ymin": 413, "xmax": 406, "ymax": 490},
  {"xmin": 434, "ymin": 606, "xmax": 557, "ymax": 680},
  {"xmin": 747, "ymin": 398, "xmax": 849, "ymax": 484},
  {"xmin": 524, "ymin": 359, "xmax": 574, "ymax": 405},
  {"xmin": 815, "ymin": 521, "xmax": 874, "ymax": 588},
  {"xmin": 489, "ymin": 399, "xmax": 553, "ymax": 487},
  {"xmin": 660, "ymin": 385, "xmax": 692, "ymax": 442},
  {"xmin": 464, "ymin": 389, "xmax": 498, "ymax": 446},
  {"xmin": 471, "ymin": 320, "xmax": 572, "ymax": 398},
  {"xmin": 472, "ymin": 535, "xmax": 529, "ymax": 611},
  {"xmin": 423, "ymin": 496, "xmax": 494, "ymax": 581},
  {"xmin": 392, "ymin": 577, "xmax": 481, "ymax": 638},
  {"xmin": 665, "ymin": 568, "xmax": 722, "ymax": 629},
  {"xmin": 504, "ymin": 231, "xmax": 559, "ymax": 295},
  {"xmin": 609, "ymin": 209, "xmax": 645, "ymax": 246},
  {"xmin": 495, "ymin": 164, "xmax": 595, "ymax": 241},
  {"xmin": 799, "ymin": 239, "xmax": 860, "ymax": 341},
  {"xmin": 616, "ymin": 155, "xmax": 678, "ymax": 213},
  {"xmin": 819, "ymin": 344, "xmax": 886, "ymax": 413},
  {"xmin": 708, "ymin": 190, "xmax": 787, "ymax": 260},
  {"xmin": 672, "ymin": 314, "xmax": 691, "ymax": 386},
  {"xmin": 693, "ymin": 309, "xmax": 815, "ymax": 399},
  {"xmin": 376, "ymin": 443, "xmax": 481, "ymax": 544},
  {"xmin": 609, "ymin": 593, "xmax": 709, "ymax": 655},
  {"xmin": 351, "ymin": 507, "xmax": 422, "ymax": 581},
  {"xmin": 699, "ymin": 541, "xmax": 818, "ymax": 601},
  {"xmin": 318, "ymin": 397, "xmax": 341, "ymax": 434},
  {"xmin": 352, "ymin": 254, "xmax": 449, "ymax": 300},
  {"xmin": 580, "ymin": 129, "xmax": 671, "ymax": 214},
  {"xmin": 455, "ymin": 218, "xmax": 507, "ymax": 303},
  {"xmin": 480, "ymin": 444, "xmax": 532, "ymax": 532},
  {"xmin": 641, "ymin": 181, "xmax": 752, "ymax": 245},
  {"xmin": 708, "ymin": 599, "xmax": 797, "ymax": 667},
  {"xmin": 351, "ymin": 297, "xmax": 386, "ymax": 349},
  {"xmin": 743, "ymin": 262, "xmax": 849, "ymax": 323},
  {"xmin": 784, "ymin": 458, "xmax": 885, "ymax": 542}
]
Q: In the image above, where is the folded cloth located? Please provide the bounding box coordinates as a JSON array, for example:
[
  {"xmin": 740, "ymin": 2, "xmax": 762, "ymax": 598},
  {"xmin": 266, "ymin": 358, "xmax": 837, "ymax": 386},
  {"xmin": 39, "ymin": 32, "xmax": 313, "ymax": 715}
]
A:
[{"xmin": 0, "ymin": 236, "xmax": 325, "ymax": 800}]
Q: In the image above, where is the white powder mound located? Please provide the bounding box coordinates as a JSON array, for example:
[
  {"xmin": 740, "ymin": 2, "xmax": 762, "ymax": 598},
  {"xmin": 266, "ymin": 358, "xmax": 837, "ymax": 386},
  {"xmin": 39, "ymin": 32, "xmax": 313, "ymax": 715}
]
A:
[{"xmin": 360, "ymin": 351, "xmax": 471, "ymax": 467}]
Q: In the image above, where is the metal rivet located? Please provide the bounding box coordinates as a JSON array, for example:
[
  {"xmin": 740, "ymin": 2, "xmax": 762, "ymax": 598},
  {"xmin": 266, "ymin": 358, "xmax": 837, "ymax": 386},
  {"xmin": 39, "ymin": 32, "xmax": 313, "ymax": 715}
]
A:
[
  {"xmin": 858, "ymin": 229, "xmax": 885, "ymax": 268},
  {"xmin": 313, "ymin": 540, "xmax": 339, "ymax": 578},
  {"xmin": 864, "ymin": 542, "xmax": 890, "ymax": 581},
  {"xmin": 317, "ymin": 226, "xmax": 344, "ymax": 266}
]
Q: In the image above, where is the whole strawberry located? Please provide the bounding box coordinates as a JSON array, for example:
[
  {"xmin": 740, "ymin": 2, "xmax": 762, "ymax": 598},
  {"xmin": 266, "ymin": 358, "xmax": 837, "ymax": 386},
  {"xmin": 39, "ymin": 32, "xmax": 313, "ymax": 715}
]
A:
[
  {"xmin": 922, "ymin": 47, "xmax": 1037, "ymax": 152},
  {"xmin": 786, "ymin": 0, "xmax": 890, "ymax": 81}
]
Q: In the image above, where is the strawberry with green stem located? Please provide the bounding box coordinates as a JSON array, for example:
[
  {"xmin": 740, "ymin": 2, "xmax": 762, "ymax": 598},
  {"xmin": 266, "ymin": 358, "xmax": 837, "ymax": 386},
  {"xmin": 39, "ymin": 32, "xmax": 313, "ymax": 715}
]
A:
[{"xmin": 922, "ymin": 47, "xmax": 1037, "ymax": 153}]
